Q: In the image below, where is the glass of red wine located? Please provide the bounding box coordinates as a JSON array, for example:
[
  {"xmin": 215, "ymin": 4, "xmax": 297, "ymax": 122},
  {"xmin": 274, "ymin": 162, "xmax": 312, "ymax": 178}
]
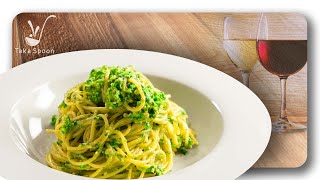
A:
[{"xmin": 257, "ymin": 13, "xmax": 307, "ymax": 132}]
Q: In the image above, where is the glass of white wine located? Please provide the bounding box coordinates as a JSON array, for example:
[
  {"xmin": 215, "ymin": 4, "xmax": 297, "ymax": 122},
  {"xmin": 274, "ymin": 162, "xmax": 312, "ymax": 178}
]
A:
[{"xmin": 223, "ymin": 15, "xmax": 261, "ymax": 87}]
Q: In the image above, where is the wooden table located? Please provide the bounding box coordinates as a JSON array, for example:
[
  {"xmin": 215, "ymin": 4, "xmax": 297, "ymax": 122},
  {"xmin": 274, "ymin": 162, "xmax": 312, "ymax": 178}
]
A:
[{"xmin": 12, "ymin": 13, "xmax": 307, "ymax": 168}]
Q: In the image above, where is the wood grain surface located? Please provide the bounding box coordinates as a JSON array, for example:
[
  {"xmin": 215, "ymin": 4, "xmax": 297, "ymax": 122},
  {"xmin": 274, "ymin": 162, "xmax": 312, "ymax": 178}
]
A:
[{"xmin": 12, "ymin": 13, "xmax": 307, "ymax": 168}]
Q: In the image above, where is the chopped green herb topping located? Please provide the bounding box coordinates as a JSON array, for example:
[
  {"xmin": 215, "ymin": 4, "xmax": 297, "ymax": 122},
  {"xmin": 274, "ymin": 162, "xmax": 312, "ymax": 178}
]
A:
[
  {"xmin": 141, "ymin": 133, "xmax": 147, "ymax": 140},
  {"xmin": 84, "ymin": 66, "xmax": 107, "ymax": 105},
  {"xmin": 159, "ymin": 138, "xmax": 165, "ymax": 146},
  {"xmin": 177, "ymin": 135, "xmax": 183, "ymax": 147},
  {"xmin": 78, "ymin": 170, "xmax": 85, "ymax": 176},
  {"xmin": 168, "ymin": 116, "xmax": 175, "ymax": 124},
  {"xmin": 152, "ymin": 124, "xmax": 159, "ymax": 130},
  {"xmin": 170, "ymin": 139, "xmax": 176, "ymax": 148},
  {"xmin": 79, "ymin": 164, "xmax": 88, "ymax": 169},
  {"xmin": 60, "ymin": 163, "xmax": 71, "ymax": 172},
  {"xmin": 117, "ymin": 154, "xmax": 124, "ymax": 161},
  {"xmin": 61, "ymin": 116, "xmax": 77, "ymax": 135},
  {"xmin": 51, "ymin": 115, "xmax": 57, "ymax": 126},
  {"xmin": 145, "ymin": 122, "xmax": 150, "ymax": 130},
  {"xmin": 187, "ymin": 137, "xmax": 193, "ymax": 149},
  {"xmin": 128, "ymin": 111, "xmax": 145, "ymax": 121},
  {"xmin": 56, "ymin": 139, "xmax": 62, "ymax": 145},
  {"xmin": 94, "ymin": 116, "xmax": 103, "ymax": 121},
  {"xmin": 177, "ymin": 146, "xmax": 188, "ymax": 155},
  {"xmin": 58, "ymin": 101, "xmax": 67, "ymax": 109},
  {"xmin": 180, "ymin": 109, "xmax": 186, "ymax": 115},
  {"xmin": 141, "ymin": 85, "xmax": 167, "ymax": 119},
  {"xmin": 145, "ymin": 165, "xmax": 164, "ymax": 176},
  {"xmin": 110, "ymin": 139, "xmax": 121, "ymax": 148},
  {"xmin": 95, "ymin": 143, "xmax": 100, "ymax": 148},
  {"xmin": 101, "ymin": 147, "xmax": 107, "ymax": 157},
  {"xmin": 82, "ymin": 65, "xmax": 169, "ymax": 122},
  {"xmin": 105, "ymin": 66, "xmax": 137, "ymax": 109}
]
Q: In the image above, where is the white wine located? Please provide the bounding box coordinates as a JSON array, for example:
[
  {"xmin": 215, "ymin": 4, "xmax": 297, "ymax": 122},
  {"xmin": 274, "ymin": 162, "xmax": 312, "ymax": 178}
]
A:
[{"xmin": 223, "ymin": 40, "xmax": 259, "ymax": 73}]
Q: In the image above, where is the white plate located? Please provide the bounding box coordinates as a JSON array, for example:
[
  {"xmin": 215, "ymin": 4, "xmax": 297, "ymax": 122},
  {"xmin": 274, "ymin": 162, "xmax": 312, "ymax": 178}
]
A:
[{"xmin": 0, "ymin": 49, "xmax": 271, "ymax": 180}]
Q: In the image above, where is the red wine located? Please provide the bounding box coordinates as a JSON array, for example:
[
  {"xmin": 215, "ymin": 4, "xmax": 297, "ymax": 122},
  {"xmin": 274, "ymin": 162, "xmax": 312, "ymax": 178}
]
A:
[{"xmin": 257, "ymin": 40, "xmax": 307, "ymax": 76}]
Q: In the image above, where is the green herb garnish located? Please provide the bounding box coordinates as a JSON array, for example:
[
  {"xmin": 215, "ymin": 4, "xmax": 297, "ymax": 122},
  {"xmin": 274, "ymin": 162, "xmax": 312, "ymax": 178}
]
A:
[
  {"xmin": 58, "ymin": 101, "xmax": 67, "ymax": 109},
  {"xmin": 110, "ymin": 139, "xmax": 121, "ymax": 148},
  {"xmin": 145, "ymin": 165, "xmax": 164, "ymax": 176},
  {"xmin": 51, "ymin": 115, "xmax": 57, "ymax": 126},
  {"xmin": 61, "ymin": 116, "xmax": 77, "ymax": 134},
  {"xmin": 177, "ymin": 146, "xmax": 188, "ymax": 155},
  {"xmin": 145, "ymin": 122, "xmax": 150, "ymax": 130},
  {"xmin": 79, "ymin": 164, "xmax": 88, "ymax": 169}
]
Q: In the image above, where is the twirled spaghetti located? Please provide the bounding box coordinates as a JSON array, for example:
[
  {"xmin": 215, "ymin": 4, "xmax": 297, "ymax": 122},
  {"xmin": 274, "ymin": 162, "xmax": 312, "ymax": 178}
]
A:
[{"xmin": 46, "ymin": 65, "xmax": 198, "ymax": 179}]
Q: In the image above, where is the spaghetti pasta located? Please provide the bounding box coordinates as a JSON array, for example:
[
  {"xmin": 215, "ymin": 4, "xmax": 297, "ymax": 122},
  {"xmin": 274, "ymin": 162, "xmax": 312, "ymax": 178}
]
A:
[{"xmin": 46, "ymin": 65, "xmax": 198, "ymax": 179}]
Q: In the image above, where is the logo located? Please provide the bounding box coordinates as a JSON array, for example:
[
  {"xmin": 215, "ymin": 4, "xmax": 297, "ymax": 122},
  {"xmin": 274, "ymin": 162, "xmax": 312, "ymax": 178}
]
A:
[
  {"xmin": 25, "ymin": 15, "xmax": 56, "ymax": 46},
  {"xmin": 15, "ymin": 15, "xmax": 56, "ymax": 55}
]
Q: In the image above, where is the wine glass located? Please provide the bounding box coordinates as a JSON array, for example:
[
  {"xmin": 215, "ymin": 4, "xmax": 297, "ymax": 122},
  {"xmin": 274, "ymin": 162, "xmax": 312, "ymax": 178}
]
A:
[
  {"xmin": 223, "ymin": 15, "xmax": 260, "ymax": 87},
  {"xmin": 257, "ymin": 13, "xmax": 307, "ymax": 132}
]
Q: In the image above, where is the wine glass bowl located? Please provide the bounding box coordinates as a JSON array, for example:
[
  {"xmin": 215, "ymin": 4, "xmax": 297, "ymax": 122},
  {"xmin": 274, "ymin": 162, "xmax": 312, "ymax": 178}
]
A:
[
  {"xmin": 257, "ymin": 40, "xmax": 307, "ymax": 77},
  {"xmin": 257, "ymin": 13, "xmax": 307, "ymax": 132},
  {"xmin": 223, "ymin": 15, "xmax": 261, "ymax": 87}
]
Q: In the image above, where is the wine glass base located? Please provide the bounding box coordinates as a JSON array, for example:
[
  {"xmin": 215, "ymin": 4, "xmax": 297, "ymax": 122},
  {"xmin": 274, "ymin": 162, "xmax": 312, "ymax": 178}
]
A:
[{"xmin": 272, "ymin": 119, "xmax": 307, "ymax": 132}]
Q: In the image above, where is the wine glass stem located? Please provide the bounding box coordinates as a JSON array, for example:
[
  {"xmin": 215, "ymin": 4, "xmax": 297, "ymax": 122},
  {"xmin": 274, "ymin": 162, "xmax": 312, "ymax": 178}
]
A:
[
  {"xmin": 280, "ymin": 76, "xmax": 288, "ymax": 120},
  {"xmin": 241, "ymin": 71, "xmax": 250, "ymax": 87}
]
